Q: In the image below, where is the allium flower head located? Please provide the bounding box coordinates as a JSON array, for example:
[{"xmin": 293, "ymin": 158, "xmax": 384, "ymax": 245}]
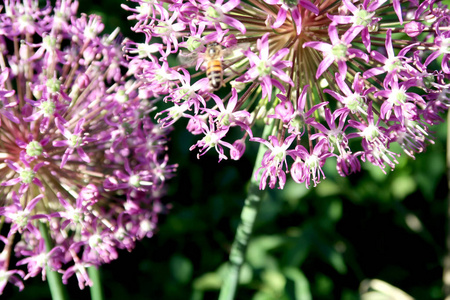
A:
[
  {"xmin": 0, "ymin": 0, "xmax": 176, "ymax": 293},
  {"xmin": 124, "ymin": 0, "xmax": 450, "ymax": 189}
]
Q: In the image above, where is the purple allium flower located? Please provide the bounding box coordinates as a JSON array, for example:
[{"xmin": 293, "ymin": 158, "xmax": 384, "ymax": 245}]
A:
[
  {"xmin": 124, "ymin": 0, "xmax": 450, "ymax": 189},
  {"xmin": 0, "ymin": 0, "xmax": 176, "ymax": 293}
]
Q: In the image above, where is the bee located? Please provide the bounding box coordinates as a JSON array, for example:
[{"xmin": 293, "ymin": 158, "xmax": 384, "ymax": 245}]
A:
[
  {"xmin": 205, "ymin": 42, "xmax": 225, "ymax": 90},
  {"xmin": 178, "ymin": 41, "xmax": 249, "ymax": 91}
]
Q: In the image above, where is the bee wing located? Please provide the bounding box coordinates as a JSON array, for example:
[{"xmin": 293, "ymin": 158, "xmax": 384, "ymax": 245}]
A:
[
  {"xmin": 222, "ymin": 43, "xmax": 251, "ymax": 59},
  {"xmin": 178, "ymin": 50, "xmax": 200, "ymax": 66}
]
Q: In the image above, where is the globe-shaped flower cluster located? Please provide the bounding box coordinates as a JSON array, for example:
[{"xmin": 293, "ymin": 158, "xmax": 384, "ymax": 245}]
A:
[
  {"xmin": 0, "ymin": 0, "xmax": 176, "ymax": 292},
  {"xmin": 123, "ymin": 0, "xmax": 450, "ymax": 189}
]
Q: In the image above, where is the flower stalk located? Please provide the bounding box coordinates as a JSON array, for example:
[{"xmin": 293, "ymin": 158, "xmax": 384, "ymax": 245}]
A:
[
  {"xmin": 219, "ymin": 121, "xmax": 273, "ymax": 300},
  {"xmin": 39, "ymin": 222, "xmax": 67, "ymax": 300},
  {"xmin": 88, "ymin": 266, "xmax": 104, "ymax": 300}
]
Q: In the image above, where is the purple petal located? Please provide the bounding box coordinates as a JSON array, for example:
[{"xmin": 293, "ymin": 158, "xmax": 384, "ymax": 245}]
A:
[
  {"xmin": 373, "ymin": 90, "xmax": 391, "ymax": 98},
  {"xmin": 305, "ymin": 102, "xmax": 328, "ymax": 118},
  {"xmin": 32, "ymin": 177, "xmax": 45, "ymax": 190},
  {"xmin": 327, "ymin": 14, "xmax": 354, "ymax": 24},
  {"xmin": 398, "ymin": 42, "xmax": 418, "ymax": 57},
  {"xmin": 221, "ymin": 0, "xmax": 239, "ymax": 12},
  {"xmin": 303, "ymin": 41, "xmax": 331, "ymax": 52},
  {"xmin": 424, "ymin": 51, "xmax": 441, "ymax": 67},
  {"xmin": 348, "ymin": 48, "xmax": 369, "ymax": 62},
  {"xmin": 309, "ymin": 120, "xmax": 328, "ymax": 133},
  {"xmin": 271, "ymin": 78, "xmax": 286, "ymax": 96},
  {"xmin": 342, "ymin": 26, "xmax": 364, "ymax": 44},
  {"xmin": 272, "ymin": 8, "xmax": 287, "ymax": 29},
  {"xmin": 5, "ymin": 159, "xmax": 21, "ymax": 172},
  {"xmin": 272, "ymin": 69, "xmax": 294, "ymax": 86},
  {"xmin": 368, "ymin": 0, "xmax": 387, "ymax": 11},
  {"xmin": 442, "ymin": 54, "xmax": 450, "ymax": 74},
  {"xmin": 363, "ymin": 66, "xmax": 384, "ymax": 79},
  {"xmin": 370, "ymin": 50, "xmax": 387, "ymax": 64},
  {"xmin": 261, "ymin": 76, "xmax": 273, "ymax": 101},
  {"xmin": 258, "ymin": 33, "xmax": 270, "ymax": 60},
  {"xmin": 335, "ymin": 74, "xmax": 352, "ymax": 96},
  {"xmin": 245, "ymin": 50, "xmax": 261, "ymax": 66},
  {"xmin": 324, "ymin": 89, "xmax": 345, "ymax": 102},
  {"xmin": 1, "ymin": 110, "xmax": 20, "ymax": 123},
  {"xmin": 316, "ymin": 56, "xmax": 334, "ymax": 79},
  {"xmin": 271, "ymin": 48, "xmax": 290, "ymax": 63},
  {"xmin": 55, "ymin": 117, "xmax": 70, "ymax": 138},
  {"xmin": 22, "ymin": 110, "xmax": 43, "ymax": 122},
  {"xmin": 328, "ymin": 25, "xmax": 339, "ymax": 44},
  {"xmin": 25, "ymin": 194, "xmax": 44, "ymax": 211},
  {"xmin": 392, "ymin": 0, "xmax": 403, "ymax": 24},
  {"xmin": 361, "ymin": 28, "xmax": 371, "ymax": 52},
  {"xmin": 297, "ymin": 85, "xmax": 309, "ymax": 110},
  {"xmin": 385, "ymin": 29, "xmax": 394, "ymax": 58},
  {"xmin": 1, "ymin": 178, "xmax": 22, "ymax": 186},
  {"xmin": 299, "ymin": 0, "xmax": 319, "ymax": 15},
  {"xmin": 77, "ymin": 147, "xmax": 91, "ymax": 163},
  {"xmin": 74, "ymin": 118, "xmax": 85, "ymax": 134},
  {"xmin": 343, "ymin": 0, "xmax": 358, "ymax": 13},
  {"xmin": 222, "ymin": 15, "xmax": 246, "ymax": 34},
  {"xmin": 292, "ymin": 8, "xmax": 302, "ymax": 35},
  {"xmin": 53, "ymin": 140, "xmax": 69, "ymax": 147},
  {"xmin": 60, "ymin": 149, "xmax": 73, "ymax": 169}
]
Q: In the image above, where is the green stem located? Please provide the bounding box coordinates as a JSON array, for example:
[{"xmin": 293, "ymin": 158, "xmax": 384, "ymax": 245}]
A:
[
  {"xmin": 218, "ymin": 122, "xmax": 273, "ymax": 300},
  {"xmin": 39, "ymin": 221, "xmax": 68, "ymax": 300},
  {"xmin": 88, "ymin": 266, "xmax": 104, "ymax": 300}
]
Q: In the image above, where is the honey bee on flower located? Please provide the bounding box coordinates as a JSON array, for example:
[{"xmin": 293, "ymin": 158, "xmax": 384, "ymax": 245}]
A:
[
  {"xmin": 178, "ymin": 38, "xmax": 250, "ymax": 91},
  {"xmin": 124, "ymin": 0, "xmax": 450, "ymax": 189}
]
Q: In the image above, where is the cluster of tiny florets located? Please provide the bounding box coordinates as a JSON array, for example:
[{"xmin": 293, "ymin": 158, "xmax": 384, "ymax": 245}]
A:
[
  {"xmin": 123, "ymin": 0, "xmax": 450, "ymax": 189},
  {"xmin": 0, "ymin": 0, "xmax": 176, "ymax": 293}
]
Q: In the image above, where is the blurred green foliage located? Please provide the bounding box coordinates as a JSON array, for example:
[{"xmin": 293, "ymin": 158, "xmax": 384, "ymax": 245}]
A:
[{"xmin": 5, "ymin": 1, "xmax": 450, "ymax": 299}]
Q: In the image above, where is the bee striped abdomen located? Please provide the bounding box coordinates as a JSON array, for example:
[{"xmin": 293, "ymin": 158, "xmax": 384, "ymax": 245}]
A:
[{"xmin": 206, "ymin": 59, "xmax": 223, "ymax": 90}]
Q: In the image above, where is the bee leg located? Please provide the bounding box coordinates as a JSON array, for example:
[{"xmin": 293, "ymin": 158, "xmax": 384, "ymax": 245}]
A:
[{"xmin": 223, "ymin": 63, "xmax": 241, "ymax": 75}]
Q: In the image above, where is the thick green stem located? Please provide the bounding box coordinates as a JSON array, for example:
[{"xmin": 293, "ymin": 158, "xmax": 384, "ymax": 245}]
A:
[
  {"xmin": 218, "ymin": 122, "xmax": 273, "ymax": 300},
  {"xmin": 88, "ymin": 266, "xmax": 104, "ymax": 300},
  {"xmin": 39, "ymin": 221, "xmax": 68, "ymax": 300}
]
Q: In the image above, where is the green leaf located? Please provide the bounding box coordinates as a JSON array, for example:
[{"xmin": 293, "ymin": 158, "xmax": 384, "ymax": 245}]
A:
[
  {"xmin": 283, "ymin": 226, "xmax": 312, "ymax": 267},
  {"xmin": 390, "ymin": 175, "xmax": 416, "ymax": 200},
  {"xmin": 193, "ymin": 272, "xmax": 222, "ymax": 290},
  {"xmin": 261, "ymin": 270, "xmax": 286, "ymax": 293},
  {"xmin": 316, "ymin": 180, "xmax": 341, "ymax": 197},
  {"xmin": 170, "ymin": 255, "xmax": 193, "ymax": 284},
  {"xmin": 283, "ymin": 267, "xmax": 312, "ymax": 300},
  {"xmin": 247, "ymin": 235, "xmax": 285, "ymax": 268},
  {"xmin": 283, "ymin": 180, "xmax": 310, "ymax": 208},
  {"xmin": 312, "ymin": 229, "xmax": 347, "ymax": 274}
]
